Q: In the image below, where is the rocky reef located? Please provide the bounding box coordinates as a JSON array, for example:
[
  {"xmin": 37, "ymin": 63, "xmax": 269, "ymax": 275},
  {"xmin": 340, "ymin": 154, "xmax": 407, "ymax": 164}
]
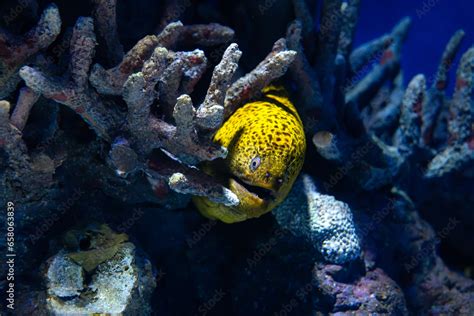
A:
[{"xmin": 0, "ymin": 0, "xmax": 473, "ymax": 315}]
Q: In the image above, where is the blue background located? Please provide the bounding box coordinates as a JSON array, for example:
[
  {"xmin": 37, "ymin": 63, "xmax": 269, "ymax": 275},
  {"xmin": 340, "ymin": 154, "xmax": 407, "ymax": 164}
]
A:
[{"xmin": 355, "ymin": 0, "xmax": 473, "ymax": 92}]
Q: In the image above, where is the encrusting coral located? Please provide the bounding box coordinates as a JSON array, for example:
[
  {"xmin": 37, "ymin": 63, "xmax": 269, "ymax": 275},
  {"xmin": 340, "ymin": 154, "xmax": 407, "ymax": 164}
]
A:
[{"xmin": 274, "ymin": 174, "xmax": 361, "ymax": 264}]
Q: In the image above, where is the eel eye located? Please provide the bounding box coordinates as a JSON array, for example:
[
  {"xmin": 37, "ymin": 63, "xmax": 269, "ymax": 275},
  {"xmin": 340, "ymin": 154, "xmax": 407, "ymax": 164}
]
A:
[{"xmin": 249, "ymin": 156, "xmax": 261, "ymax": 172}]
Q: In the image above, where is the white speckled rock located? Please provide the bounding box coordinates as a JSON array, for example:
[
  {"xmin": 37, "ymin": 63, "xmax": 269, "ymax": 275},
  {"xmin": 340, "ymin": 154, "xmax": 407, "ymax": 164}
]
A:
[
  {"xmin": 47, "ymin": 253, "xmax": 84, "ymax": 298},
  {"xmin": 46, "ymin": 225, "xmax": 156, "ymax": 315},
  {"xmin": 273, "ymin": 174, "xmax": 361, "ymax": 264}
]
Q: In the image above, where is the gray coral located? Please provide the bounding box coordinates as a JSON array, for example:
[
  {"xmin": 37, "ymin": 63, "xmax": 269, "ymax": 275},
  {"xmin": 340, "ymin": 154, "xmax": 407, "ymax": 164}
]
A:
[
  {"xmin": 46, "ymin": 225, "xmax": 156, "ymax": 315},
  {"xmin": 15, "ymin": 10, "xmax": 296, "ymax": 207},
  {"xmin": 1, "ymin": 1, "xmax": 473, "ymax": 315},
  {"xmin": 0, "ymin": 4, "xmax": 61, "ymax": 99},
  {"xmin": 274, "ymin": 174, "xmax": 361, "ymax": 264}
]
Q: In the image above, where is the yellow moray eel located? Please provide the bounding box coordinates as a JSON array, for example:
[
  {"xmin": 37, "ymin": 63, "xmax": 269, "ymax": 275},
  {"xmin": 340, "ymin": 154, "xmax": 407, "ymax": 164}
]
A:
[{"xmin": 193, "ymin": 86, "xmax": 306, "ymax": 223}]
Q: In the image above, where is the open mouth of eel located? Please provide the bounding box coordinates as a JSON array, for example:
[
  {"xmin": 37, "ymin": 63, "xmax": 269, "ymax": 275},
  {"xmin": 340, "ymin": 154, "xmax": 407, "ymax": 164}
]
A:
[{"xmin": 229, "ymin": 176, "xmax": 276, "ymax": 203}]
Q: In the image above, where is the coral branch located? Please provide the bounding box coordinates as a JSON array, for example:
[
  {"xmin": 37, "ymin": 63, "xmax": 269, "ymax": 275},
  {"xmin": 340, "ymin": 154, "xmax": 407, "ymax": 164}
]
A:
[
  {"xmin": 123, "ymin": 47, "xmax": 226, "ymax": 164},
  {"xmin": 291, "ymin": 0, "xmax": 314, "ymax": 35},
  {"xmin": 224, "ymin": 39, "xmax": 296, "ymax": 117},
  {"xmin": 397, "ymin": 74, "xmax": 426, "ymax": 153},
  {"xmin": 168, "ymin": 95, "xmax": 227, "ymax": 163},
  {"xmin": 367, "ymin": 72, "xmax": 404, "ymax": 134},
  {"xmin": 421, "ymin": 30, "xmax": 465, "ymax": 145},
  {"xmin": 159, "ymin": 49, "xmax": 207, "ymax": 110},
  {"xmin": 424, "ymin": 47, "xmax": 474, "ymax": 178},
  {"xmin": 433, "ymin": 30, "xmax": 465, "ymax": 92},
  {"xmin": 196, "ymin": 43, "xmax": 242, "ymax": 131},
  {"xmin": 91, "ymin": 0, "xmax": 124, "ymax": 65},
  {"xmin": 168, "ymin": 172, "xmax": 239, "ymax": 206},
  {"xmin": 123, "ymin": 73, "xmax": 172, "ymax": 155},
  {"xmin": 314, "ymin": 0, "xmax": 342, "ymax": 104},
  {"xmin": 10, "ymin": 87, "xmax": 39, "ymax": 131},
  {"xmin": 90, "ymin": 21, "xmax": 184, "ymax": 95},
  {"xmin": 349, "ymin": 34, "xmax": 392, "ymax": 74},
  {"xmin": 338, "ymin": 0, "xmax": 360, "ymax": 58},
  {"xmin": 0, "ymin": 99, "xmax": 54, "ymax": 198},
  {"xmin": 70, "ymin": 17, "xmax": 97, "ymax": 88},
  {"xmin": 20, "ymin": 17, "xmax": 121, "ymax": 141},
  {"xmin": 286, "ymin": 20, "xmax": 324, "ymax": 115},
  {"xmin": 448, "ymin": 47, "xmax": 474, "ymax": 144},
  {"xmin": 146, "ymin": 150, "xmax": 238, "ymax": 206},
  {"xmin": 425, "ymin": 144, "xmax": 474, "ymax": 178},
  {"xmin": 346, "ymin": 17, "xmax": 410, "ymax": 106},
  {"xmin": 0, "ymin": 4, "xmax": 61, "ymax": 98},
  {"xmin": 179, "ymin": 24, "xmax": 234, "ymax": 46}
]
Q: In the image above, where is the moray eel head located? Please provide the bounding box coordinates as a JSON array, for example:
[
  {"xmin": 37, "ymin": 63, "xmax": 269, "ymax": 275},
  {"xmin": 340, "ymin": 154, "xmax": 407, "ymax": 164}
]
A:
[{"xmin": 193, "ymin": 86, "xmax": 306, "ymax": 223}]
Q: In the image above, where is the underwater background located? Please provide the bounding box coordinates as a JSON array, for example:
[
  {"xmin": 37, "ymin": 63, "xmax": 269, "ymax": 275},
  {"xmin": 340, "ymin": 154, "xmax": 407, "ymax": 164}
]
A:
[
  {"xmin": 357, "ymin": 0, "xmax": 474, "ymax": 91},
  {"xmin": 0, "ymin": 0, "xmax": 473, "ymax": 315}
]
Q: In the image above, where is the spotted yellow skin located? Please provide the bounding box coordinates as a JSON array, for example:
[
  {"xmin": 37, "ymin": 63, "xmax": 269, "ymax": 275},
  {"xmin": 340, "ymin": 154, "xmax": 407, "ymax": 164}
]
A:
[{"xmin": 193, "ymin": 86, "xmax": 306, "ymax": 223}]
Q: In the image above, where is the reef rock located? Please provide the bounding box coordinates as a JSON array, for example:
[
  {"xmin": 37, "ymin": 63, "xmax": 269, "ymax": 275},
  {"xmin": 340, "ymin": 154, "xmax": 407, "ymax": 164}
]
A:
[
  {"xmin": 45, "ymin": 224, "xmax": 156, "ymax": 315},
  {"xmin": 274, "ymin": 174, "xmax": 361, "ymax": 264}
]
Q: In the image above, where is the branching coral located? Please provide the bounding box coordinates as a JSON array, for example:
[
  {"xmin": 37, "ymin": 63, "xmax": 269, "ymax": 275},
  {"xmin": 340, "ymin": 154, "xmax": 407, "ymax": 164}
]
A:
[
  {"xmin": 91, "ymin": 0, "xmax": 124, "ymax": 66},
  {"xmin": 286, "ymin": 0, "xmax": 473, "ymax": 189},
  {"xmin": 359, "ymin": 31, "xmax": 474, "ymax": 179},
  {"xmin": 20, "ymin": 17, "xmax": 123, "ymax": 141},
  {"xmin": 0, "ymin": 4, "xmax": 61, "ymax": 99},
  {"xmin": 0, "ymin": 90, "xmax": 54, "ymax": 200},
  {"xmin": 286, "ymin": 8, "xmax": 410, "ymax": 190},
  {"xmin": 89, "ymin": 21, "xmax": 184, "ymax": 96},
  {"xmin": 2, "ymin": 1, "xmax": 474, "ymax": 315},
  {"xmin": 424, "ymin": 46, "xmax": 474, "ymax": 177},
  {"xmin": 223, "ymin": 39, "xmax": 297, "ymax": 117},
  {"xmin": 14, "ymin": 2, "xmax": 296, "ymax": 207}
]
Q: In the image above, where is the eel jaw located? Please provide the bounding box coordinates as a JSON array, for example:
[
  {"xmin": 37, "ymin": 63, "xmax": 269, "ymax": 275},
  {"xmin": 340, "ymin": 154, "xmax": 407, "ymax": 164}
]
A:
[{"xmin": 229, "ymin": 176, "xmax": 277, "ymax": 206}]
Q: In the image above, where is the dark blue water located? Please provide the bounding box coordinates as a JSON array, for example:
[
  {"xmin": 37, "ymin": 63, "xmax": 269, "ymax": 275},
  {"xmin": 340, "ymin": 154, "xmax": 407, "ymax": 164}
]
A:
[{"xmin": 355, "ymin": 0, "xmax": 473, "ymax": 92}]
